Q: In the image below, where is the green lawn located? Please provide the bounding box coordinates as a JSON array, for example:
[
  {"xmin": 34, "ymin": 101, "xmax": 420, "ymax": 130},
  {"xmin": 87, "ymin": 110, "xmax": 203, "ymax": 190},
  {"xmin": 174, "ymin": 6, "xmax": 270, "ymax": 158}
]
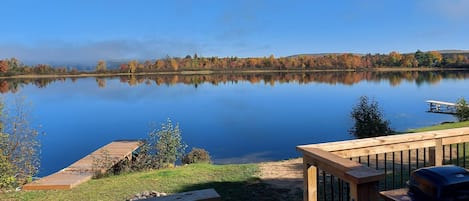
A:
[
  {"xmin": 407, "ymin": 121, "xmax": 469, "ymax": 133},
  {"xmin": 3, "ymin": 121, "xmax": 469, "ymax": 201},
  {"xmin": 1, "ymin": 163, "xmax": 299, "ymax": 201}
]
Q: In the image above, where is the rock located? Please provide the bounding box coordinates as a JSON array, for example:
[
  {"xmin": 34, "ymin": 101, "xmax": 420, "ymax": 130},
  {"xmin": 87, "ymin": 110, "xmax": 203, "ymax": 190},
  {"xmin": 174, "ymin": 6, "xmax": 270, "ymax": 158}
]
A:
[{"xmin": 127, "ymin": 191, "xmax": 167, "ymax": 201}]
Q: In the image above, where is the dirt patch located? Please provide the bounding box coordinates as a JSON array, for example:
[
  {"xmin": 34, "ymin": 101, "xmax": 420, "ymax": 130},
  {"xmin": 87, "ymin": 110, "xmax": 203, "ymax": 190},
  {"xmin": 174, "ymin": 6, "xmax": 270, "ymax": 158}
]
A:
[{"xmin": 258, "ymin": 158, "xmax": 304, "ymax": 190}]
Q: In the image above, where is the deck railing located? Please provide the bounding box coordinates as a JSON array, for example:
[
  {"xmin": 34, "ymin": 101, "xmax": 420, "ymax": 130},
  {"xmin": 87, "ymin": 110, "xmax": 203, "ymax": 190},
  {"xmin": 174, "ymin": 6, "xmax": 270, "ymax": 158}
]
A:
[{"xmin": 297, "ymin": 127, "xmax": 469, "ymax": 201}]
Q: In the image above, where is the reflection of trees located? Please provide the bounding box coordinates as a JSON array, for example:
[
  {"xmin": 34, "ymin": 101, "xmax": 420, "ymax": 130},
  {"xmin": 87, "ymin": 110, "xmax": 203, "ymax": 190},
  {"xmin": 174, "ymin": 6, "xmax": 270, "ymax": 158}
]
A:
[
  {"xmin": 1, "ymin": 71, "xmax": 469, "ymax": 93},
  {"xmin": 0, "ymin": 81, "xmax": 9, "ymax": 93},
  {"xmin": 96, "ymin": 78, "xmax": 106, "ymax": 88}
]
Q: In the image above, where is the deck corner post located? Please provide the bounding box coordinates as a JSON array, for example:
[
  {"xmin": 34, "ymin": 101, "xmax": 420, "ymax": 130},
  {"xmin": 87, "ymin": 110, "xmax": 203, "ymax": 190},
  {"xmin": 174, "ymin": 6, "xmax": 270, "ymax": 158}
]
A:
[
  {"xmin": 349, "ymin": 180, "xmax": 380, "ymax": 201},
  {"xmin": 303, "ymin": 157, "xmax": 317, "ymax": 201}
]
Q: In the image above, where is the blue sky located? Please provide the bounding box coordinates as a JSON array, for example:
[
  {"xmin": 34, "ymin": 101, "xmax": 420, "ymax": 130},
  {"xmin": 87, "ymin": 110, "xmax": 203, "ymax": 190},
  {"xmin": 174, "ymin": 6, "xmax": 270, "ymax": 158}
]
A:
[{"xmin": 0, "ymin": 0, "xmax": 468, "ymax": 64}]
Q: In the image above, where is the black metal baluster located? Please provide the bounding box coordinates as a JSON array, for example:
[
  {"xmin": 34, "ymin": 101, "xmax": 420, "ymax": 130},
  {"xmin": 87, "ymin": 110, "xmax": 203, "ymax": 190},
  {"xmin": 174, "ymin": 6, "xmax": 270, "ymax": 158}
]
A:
[
  {"xmin": 384, "ymin": 152, "xmax": 387, "ymax": 190},
  {"xmin": 423, "ymin": 148, "xmax": 427, "ymax": 167},
  {"xmin": 443, "ymin": 145, "xmax": 446, "ymax": 165},
  {"xmin": 462, "ymin": 142, "xmax": 466, "ymax": 168},
  {"xmin": 345, "ymin": 183, "xmax": 350, "ymax": 200},
  {"xmin": 400, "ymin": 151, "xmax": 404, "ymax": 187},
  {"xmin": 450, "ymin": 144, "xmax": 453, "ymax": 164},
  {"xmin": 408, "ymin": 150, "xmax": 412, "ymax": 176},
  {"xmin": 376, "ymin": 154, "xmax": 379, "ymax": 170},
  {"xmin": 316, "ymin": 169, "xmax": 320, "ymax": 200},
  {"xmin": 392, "ymin": 152, "xmax": 395, "ymax": 189},
  {"xmin": 367, "ymin": 155, "xmax": 370, "ymax": 167},
  {"xmin": 330, "ymin": 175, "xmax": 335, "ymax": 201},
  {"xmin": 322, "ymin": 170, "xmax": 327, "ymax": 201},
  {"xmin": 338, "ymin": 179, "xmax": 343, "ymax": 201},
  {"xmin": 457, "ymin": 143, "xmax": 460, "ymax": 166},
  {"xmin": 416, "ymin": 148, "xmax": 419, "ymax": 169}
]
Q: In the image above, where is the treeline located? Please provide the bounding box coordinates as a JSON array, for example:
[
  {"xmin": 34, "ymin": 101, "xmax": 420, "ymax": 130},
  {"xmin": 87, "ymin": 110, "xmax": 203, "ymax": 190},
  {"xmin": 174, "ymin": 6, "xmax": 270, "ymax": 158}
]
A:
[
  {"xmin": 1, "ymin": 71, "xmax": 468, "ymax": 93},
  {"xmin": 92, "ymin": 50, "xmax": 469, "ymax": 73},
  {"xmin": 1, "ymin": 50, "xmax": 469, "ymax": 76}
]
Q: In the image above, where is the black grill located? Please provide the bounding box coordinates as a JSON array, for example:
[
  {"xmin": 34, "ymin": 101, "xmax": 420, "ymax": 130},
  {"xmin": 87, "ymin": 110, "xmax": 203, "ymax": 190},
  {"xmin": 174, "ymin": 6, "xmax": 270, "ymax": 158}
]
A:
[{"xmin": 408, "ymin": 165, "xmax": 469, "ymax": 201}]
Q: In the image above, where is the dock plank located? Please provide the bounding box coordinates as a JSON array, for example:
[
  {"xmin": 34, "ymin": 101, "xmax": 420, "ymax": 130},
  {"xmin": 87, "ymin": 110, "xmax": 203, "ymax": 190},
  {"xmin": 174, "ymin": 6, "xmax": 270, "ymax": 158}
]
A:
[{"xmin": 23, "ymin": 140, "xmax": 141, "ymax": 190}]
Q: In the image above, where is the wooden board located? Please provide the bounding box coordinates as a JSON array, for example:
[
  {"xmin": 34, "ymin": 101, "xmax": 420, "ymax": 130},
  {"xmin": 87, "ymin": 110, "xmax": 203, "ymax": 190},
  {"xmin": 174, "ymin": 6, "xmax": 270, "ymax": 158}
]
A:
[
  {"xmin": 380, "ymin": 188, "xmax": 413, "ymax": 201},
  {"xmin": 23, "ymin": 140, "xmax": 141, "ymax": 190}
]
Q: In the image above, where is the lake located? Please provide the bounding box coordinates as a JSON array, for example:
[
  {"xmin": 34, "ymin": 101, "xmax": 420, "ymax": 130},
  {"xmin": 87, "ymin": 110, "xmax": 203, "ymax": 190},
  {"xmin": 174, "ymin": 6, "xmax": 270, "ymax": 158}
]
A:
[{"xmin": 1, "ymin": 71, "xmax": 468, "ymax": 176}]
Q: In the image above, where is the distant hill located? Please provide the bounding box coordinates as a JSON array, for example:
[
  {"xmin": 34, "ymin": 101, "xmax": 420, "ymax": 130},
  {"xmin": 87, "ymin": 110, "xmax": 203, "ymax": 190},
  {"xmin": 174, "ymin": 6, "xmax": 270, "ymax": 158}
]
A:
[
  {"xmin": 287, "ymin": 53, "xmax": 365, "ymax": 58},
  {"xmin": 436, "ymin": 50, "xmax": 469, "ymax": 54},
  {"xmin": 288, "ymin": 50, "xmax": 469, "ymax": 58}
]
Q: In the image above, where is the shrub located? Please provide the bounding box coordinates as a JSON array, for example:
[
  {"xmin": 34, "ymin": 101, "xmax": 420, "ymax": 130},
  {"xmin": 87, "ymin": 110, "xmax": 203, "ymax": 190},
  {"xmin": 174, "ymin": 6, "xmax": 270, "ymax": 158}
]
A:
[
  {"xmin": 0, "ymin": 133, "xmax": 16, "ymax": 188},
  {"xmin": 0, "ymin": 97, "xmax": 40, "ymax": 189},
  {"xmin": 132, "ymin": 118, "xmax": 187, "ymax": 170},
  {"xmin": 455, "ymin": 98, "xmax": 469, "ymax": 122},
  {"xmin": 350, "ymin": 96, "xmax": 393, "ymax": 138},
  {"xmin": 182, "ymin": 148, "xmax": 212, "ymax": 164}
]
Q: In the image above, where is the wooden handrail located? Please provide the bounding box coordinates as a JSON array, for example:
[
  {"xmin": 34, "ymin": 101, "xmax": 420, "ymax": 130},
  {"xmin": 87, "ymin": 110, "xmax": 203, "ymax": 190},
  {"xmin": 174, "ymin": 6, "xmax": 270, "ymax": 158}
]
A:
[
  {"xmin": 299, "ymin": 148, "xmax": 384, "ymax": 184},
  {"xmin": 298, "ymin": 147, "xmax": 384, "ymax": 201},
  {"xmin": 296, "ymin": 127, "xmax": 469, "ymax": 201},
  {"xmin": 298, "ymin": 127, "xmax": 469, "ymax": 158}
]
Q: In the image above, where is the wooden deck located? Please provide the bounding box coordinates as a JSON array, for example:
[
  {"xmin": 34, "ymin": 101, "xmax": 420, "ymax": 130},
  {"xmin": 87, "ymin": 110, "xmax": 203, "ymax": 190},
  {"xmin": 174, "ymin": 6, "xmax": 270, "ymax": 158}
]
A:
[
  {"xmin": 426, "ymin": 100, "xmax": 457, "ymax": 114},
  {"xmin": 23, "ymin": 140, "xmax": 141, "ymax": 190}
]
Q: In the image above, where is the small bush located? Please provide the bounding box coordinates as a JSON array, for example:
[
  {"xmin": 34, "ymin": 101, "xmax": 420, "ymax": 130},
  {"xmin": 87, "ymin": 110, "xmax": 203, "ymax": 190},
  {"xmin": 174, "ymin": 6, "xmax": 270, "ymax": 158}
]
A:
[
  {"xmin": 131, "ymin": 118, "xmax": 187, "ymax": 171},
  {"xmin": 455, "ymin": 98, "xmax": 469, "ymax": 122},
  {"xmin": 91, "ymin": 149, "xmax": 114, "ymax": 179},
  {"xmin": 182, "ymin": 148, "xmax": 212, "ymax": 164}
]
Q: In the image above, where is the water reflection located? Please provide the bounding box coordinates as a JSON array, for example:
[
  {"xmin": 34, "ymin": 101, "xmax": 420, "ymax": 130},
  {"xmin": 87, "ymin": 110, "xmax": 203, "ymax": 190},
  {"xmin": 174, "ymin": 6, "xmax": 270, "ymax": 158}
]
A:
[
  {"xmin": 1, "ymin": 70, "xmax": 466, "ymax": 176},
  {"xmin": 1, "ymin": 71, "xmax": 468, "ymax": 93}
]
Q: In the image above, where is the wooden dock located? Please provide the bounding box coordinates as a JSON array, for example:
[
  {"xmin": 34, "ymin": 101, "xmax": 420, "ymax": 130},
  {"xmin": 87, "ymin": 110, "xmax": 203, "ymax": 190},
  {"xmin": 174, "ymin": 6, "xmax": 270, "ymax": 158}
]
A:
[
  {"xmin": 426, "ymin": 100, "xmax": 457, "ymax": 114},
  {"xmin": 23, "ymin": 140, "xmax": 141, "ymax": 190}
]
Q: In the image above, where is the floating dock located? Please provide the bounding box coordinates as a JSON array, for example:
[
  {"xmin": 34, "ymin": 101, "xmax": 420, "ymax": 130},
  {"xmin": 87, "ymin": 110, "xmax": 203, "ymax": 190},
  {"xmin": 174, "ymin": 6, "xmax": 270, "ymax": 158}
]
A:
[
  {"xmin": 23, "ymin": 140, "xmax": 141, "ymax": 190},
  {"xmin": 426, "ymin": 100, "xmax": 457, "ymax": 114}
]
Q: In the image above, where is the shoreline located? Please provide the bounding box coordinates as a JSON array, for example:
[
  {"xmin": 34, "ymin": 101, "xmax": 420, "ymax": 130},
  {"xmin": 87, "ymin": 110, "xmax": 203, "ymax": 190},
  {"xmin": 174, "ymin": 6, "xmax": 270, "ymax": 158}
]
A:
[{"xmin": 0, "ymin": 67, "xmax": 467, "ymax": 79}]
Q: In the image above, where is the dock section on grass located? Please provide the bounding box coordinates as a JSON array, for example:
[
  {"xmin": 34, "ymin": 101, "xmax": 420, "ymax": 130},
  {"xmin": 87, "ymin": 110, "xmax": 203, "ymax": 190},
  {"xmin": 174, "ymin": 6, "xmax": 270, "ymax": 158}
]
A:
[
  {"xmin": 23, "ymin": 140, "xmax": 141, "ymax": 190},
  {"xmin": 426, "ymin": 100, "xmax": 457, "ymax": 114}
]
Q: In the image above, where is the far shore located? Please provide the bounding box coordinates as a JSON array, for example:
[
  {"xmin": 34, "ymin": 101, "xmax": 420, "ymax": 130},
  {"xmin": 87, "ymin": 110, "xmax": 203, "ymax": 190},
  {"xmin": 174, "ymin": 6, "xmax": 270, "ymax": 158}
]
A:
[{"xmin": 0, "ymin": 67, "xmax": 467, "ymax": 80}]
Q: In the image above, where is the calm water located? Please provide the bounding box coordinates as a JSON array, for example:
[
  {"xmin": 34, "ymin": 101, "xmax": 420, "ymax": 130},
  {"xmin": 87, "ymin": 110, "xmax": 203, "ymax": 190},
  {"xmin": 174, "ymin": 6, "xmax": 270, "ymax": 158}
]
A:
[{"xmin": 2, "ymin": 71, "xmax": 468, "ymax": 176}]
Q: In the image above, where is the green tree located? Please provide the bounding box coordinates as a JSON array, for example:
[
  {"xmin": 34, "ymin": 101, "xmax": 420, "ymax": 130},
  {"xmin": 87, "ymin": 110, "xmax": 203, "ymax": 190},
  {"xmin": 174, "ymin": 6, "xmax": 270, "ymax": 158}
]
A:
[
  {"xmin": 415, "ymin": 50, "xmax": 428, "ymax": 67},
  {"xmin": 0, "ymin": 97, "xmax": 40, "ymax": 188},
  {"xmin": 350, "ymin": 96, "xmax": 393, "ymax": 138},
  {"xmin": 152, "ymin": 119, "xmax": 186, "ymax": 167},
  {"xmin": 455, "ymin": 98, "xmax": 469, "ymax": 122}
]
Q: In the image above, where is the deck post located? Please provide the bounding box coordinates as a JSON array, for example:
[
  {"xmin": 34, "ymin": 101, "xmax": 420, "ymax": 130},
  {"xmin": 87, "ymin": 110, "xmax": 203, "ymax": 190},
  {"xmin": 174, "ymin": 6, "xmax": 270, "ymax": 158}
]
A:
[
  {"xmin": 303, "ymin": 156, "xmax": 317, "ymax": 201},
  {"xmin": 435, "ymin": 138, "xmax": 444, "ymax": 166},
  {"xmin": 346, "ymin": 166, "xmax": 382, "ymax": 201},
  {"xmin": 428, "ymin": 139, "xmax": 443, "ymax": 166},
  {"xmin": 349, "ymin": 181, "xmax": 379, "ymax": 201}
]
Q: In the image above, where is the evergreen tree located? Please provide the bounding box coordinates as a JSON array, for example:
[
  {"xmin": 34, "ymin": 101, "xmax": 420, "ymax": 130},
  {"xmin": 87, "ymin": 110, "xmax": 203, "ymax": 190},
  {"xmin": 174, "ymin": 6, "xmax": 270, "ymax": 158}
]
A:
[{"xmin": 350, "ymin": 96, "xmax": 393, "ymax": 138}]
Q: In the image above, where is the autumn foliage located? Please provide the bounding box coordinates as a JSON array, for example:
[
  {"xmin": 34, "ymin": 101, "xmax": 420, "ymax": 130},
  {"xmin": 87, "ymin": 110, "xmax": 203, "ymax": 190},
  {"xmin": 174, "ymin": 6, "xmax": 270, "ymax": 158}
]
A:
[
  {"xmin": 0, "ymin": 60, "xmax": 8, "ymax": 73},
  {"xmin": 0, "ymin": 51, "xmax": 468, "ymax": 76}
]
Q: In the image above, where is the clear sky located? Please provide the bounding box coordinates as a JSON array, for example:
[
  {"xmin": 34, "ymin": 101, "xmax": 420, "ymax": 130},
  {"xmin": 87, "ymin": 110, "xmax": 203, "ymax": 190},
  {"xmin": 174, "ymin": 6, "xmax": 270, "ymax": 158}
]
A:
[{"xmin": 0, "ymin": 0, "xmax": 468, "ymax": 64}]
